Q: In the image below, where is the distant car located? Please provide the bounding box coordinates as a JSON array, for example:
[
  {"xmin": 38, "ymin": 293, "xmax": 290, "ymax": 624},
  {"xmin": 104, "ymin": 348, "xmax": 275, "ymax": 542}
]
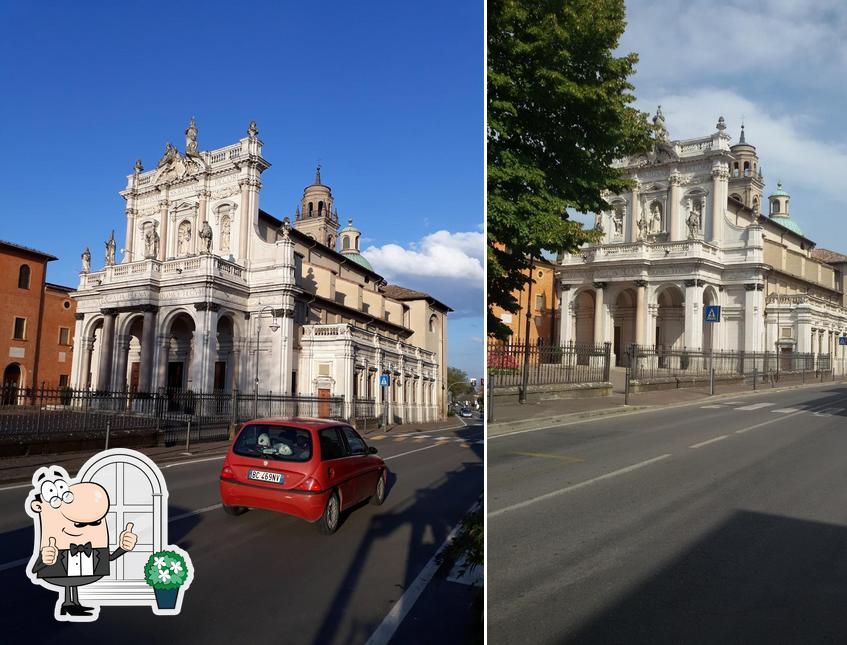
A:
[
  {"xmin": 460, "ymin": 407, "xmax": 473, "ymax": 418},
  {"xmin": 219, "ymin": 418, "xmax": 386, "ymax": 535}
]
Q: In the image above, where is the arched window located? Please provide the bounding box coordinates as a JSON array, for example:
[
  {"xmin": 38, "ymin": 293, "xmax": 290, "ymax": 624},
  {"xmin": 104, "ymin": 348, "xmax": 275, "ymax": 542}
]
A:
[
  {"xmin": 308, "ymin": 202, "xmax": 314, "ymax": 216},
  {"xmin": 342, "ymin": 236, "xmax": 350, "ymax": 250},
  {"xmin": 318, "ymin": 200, "xmax": 325, "ymax": 215},
  {"xmin": 733, "ymin": 162, "xmax": 739, "ymax": 177},
  {"xmin": 772, "ymin": 200, "xmax": 779, "ymax": 214},
  {"xmin": 743, "ymin": 161, "xmax": 750, "ymax": 177},
  {"xmin": 429, "ymin": 314, "xmax": 437, "ymax": 332},
  {"xmin": 18, "ymin": 265, "xmax": 30, "ymax": 289}
]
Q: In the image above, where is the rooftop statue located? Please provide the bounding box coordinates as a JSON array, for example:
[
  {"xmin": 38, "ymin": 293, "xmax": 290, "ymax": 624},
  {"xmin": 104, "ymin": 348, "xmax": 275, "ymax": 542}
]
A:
[{"xmin": 105, "ymin": 231, "xmax": 116, "ymax": 267}]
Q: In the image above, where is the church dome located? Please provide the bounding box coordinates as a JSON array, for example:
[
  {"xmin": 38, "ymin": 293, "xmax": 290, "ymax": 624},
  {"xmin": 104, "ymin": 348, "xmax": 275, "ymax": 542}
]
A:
[
  {"xmin": 346, "ymin": 253, "xmax": 374, "ymax": 271},
  {"xmin": 772, "ymin": 215, "xmax": 804, "ymax": 236}
]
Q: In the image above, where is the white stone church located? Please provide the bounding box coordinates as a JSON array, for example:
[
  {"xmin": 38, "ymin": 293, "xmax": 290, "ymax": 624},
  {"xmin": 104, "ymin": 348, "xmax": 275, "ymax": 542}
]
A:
[
  {"xmin": 557, "ymin": 108, "xmax": 847, "ymax": 369},
  {"xmin": 70, "ymin": 119, "xmax": 450, "ymax": 422}
]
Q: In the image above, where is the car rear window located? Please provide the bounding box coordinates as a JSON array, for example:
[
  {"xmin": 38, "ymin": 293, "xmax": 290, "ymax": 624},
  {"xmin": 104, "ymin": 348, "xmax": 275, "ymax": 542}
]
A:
[{"xmin": 234, "ymin": 424, "xmax": 312, "ymax": 462}]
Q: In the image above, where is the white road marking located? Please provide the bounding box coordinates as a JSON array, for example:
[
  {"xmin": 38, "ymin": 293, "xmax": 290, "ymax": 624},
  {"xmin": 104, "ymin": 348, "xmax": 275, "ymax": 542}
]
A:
[
  {"xmin": 736, "ymin": 402, "xmax": 775, "ymax": 411},
  {"xmin": 700, "ymin": 405, "xmax": 725, "ymax": 409},
  {"xmin": 365, "ymin": 500, "xmax": 481, "ymax": 645},
  {"xmin": 772, "ymin": 407, "xmax": 802, "ymax": 414},
  {"xmin": 489, "ymin": 454, "xmax": 672, "ymax": 519},
  {"xmin": 814, "ymin": 407, "xmax": 844, "ymax": 417},
  {"xmin": 690, "ymin": 435, "xmax": 729, "ymax": 449},
  {"xmin": 0, "ymin": 557, "xmax": 28, "ymax": 573},
  {"xmin": 163, "ymin": 455, "xmax": 227, "ymax": 468},
  {"xmin": 384, "ymin": 444, "xmax": 444, "ymax": 461},
  {"xmin": 0, "ymin": 482, "xmax": 32, "ymax": 493}
]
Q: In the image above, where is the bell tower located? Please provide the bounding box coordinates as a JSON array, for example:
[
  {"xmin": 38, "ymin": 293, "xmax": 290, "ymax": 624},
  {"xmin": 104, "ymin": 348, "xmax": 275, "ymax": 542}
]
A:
[
  {"xmin": 728, "ymin": 124, "xmax": 765, "ymax": 216},
  {"xmin": 294, "ymin": 165, "xmax": 339, "ymax": 250}
]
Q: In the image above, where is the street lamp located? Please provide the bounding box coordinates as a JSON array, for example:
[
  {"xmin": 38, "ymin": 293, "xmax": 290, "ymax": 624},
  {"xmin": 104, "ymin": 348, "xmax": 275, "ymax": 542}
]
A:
[{"xmin": 253, "ymin": 305, "xmax": 280, "ymax": 418}]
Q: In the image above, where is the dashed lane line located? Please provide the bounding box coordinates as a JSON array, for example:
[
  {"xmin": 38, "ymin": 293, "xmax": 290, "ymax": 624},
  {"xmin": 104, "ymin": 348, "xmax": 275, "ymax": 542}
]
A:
[
  {"xmin": 736, "ymin": 402, "xmax": 776, "ymax": 411},
  {"xmin": 489, "ymin": 454, "xmax": 673, "ymax": 519},
  {"xmin": 690, "ymin": 435, "xmax": 729, "ymax": 449}
]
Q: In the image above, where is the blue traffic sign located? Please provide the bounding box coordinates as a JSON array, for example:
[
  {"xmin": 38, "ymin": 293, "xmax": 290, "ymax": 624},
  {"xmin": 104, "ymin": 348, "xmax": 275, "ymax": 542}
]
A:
[
  {"xmin": 704, "ymin": 305, "xmax": 721, "ymax": 323},
  {"xmin": 840, "ymin": 336, "xmax": 847, "ymax": 346},
  {"xmin": 379, "ymin": 374, "xmax": 390, "ymax": 387}
]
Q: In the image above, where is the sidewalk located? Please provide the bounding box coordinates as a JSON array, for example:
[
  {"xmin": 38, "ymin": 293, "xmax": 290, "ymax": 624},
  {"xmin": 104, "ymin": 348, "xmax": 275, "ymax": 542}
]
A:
[
  {"xmin": 360, "ymin": 416, "xmax": 471, "ymax": 435},
  {"xmin": 0, "ymin": 440, "xmax": 233, "ymax": 486},
  {"xmin": 488, "ymin": 376, "xmax": 847, "ymax": 436}
]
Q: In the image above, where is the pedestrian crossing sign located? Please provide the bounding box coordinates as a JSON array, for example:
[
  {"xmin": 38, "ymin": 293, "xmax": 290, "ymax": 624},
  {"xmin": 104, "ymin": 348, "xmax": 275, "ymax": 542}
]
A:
[
  {"xmin": 840, "ymin": 336, "xmax": 847, "ymax": 346},
  {"xmin": 380, "ymin": 374, "xmax": 390, "ymax": 387},
  {"xmin": 704, "ymin": 305, "xmax": 720, "ymax": 323}
]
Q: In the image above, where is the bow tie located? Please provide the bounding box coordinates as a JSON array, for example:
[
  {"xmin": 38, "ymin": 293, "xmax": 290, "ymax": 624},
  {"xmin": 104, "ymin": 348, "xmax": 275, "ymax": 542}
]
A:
[{"xmin": 69, "ymin": 542, "xmax": 93, "ymax": 557}]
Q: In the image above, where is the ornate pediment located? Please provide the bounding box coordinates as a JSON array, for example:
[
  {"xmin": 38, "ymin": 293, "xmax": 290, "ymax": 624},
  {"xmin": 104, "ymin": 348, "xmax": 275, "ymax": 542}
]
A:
[{"xmin": 154, "ymin": 142, "xmax": 207, "ymax": 185}]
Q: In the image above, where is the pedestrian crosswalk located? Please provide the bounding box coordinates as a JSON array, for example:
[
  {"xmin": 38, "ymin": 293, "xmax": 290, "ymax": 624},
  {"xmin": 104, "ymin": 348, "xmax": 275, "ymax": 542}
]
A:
[
  {"xmin": 700, "ymin": 401, "xmax": 845, "ymax": 417},
  {"xmin": 368, "ymin": 433, "xmax": 484, "ymax": 447}
]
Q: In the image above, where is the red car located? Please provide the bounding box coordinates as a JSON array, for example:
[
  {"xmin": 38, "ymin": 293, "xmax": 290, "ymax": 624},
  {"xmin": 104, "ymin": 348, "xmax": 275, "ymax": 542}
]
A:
[{"xmin": 219, "ymin": 418, "xmax": 387, "ymax": 534}]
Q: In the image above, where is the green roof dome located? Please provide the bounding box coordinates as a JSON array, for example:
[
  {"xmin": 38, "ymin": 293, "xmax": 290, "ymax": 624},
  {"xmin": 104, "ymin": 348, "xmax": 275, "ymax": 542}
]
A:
[
  {"xmin": 345, "ymin": 252, "xmax": 373, "ymax": 271},
  {"xmin": 771, "ymin": 214, "xmax": 803, "ymax": 236},
  {"xmin": 770, "ymin": 181, "xmax": 789, "ymax": 198}
]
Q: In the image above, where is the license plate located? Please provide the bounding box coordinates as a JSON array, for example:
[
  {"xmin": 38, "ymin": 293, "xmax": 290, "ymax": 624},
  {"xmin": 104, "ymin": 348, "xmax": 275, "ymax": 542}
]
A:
[{"xmin": 248, "ymin": 470, "xmax": 284, "ymax": 484}]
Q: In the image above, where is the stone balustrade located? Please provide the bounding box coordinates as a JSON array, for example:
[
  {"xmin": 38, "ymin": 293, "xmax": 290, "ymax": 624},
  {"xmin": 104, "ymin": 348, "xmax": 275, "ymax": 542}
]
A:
[
  {"xmin": 562, "ymin": 239, "xmax": 733, "ymax": 266},
  {"xmin": 78, "ymin": 254, "xmax": 246, "ymax": 289},
  {"xmin": 302, "ymin": 323, "xmax": 437, "ymax": 365}
]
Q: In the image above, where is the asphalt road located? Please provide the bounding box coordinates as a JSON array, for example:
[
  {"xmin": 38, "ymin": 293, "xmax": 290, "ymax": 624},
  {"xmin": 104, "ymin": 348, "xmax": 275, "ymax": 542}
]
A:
[
  {"xmin": 488, "ymin": 383, "xmax": 847, "ymax": 644},
  {"xmin": 0, "ymin": 418, "xmax": 483, "ymax": 644}
]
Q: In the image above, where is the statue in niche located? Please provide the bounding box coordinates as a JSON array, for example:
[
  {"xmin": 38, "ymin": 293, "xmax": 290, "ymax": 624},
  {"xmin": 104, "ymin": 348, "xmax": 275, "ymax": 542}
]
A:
[
  {"xmin": 612, "ymin": 205, "xmax": 624, "ymax": 237},
  {"xmin": 81, "ymin": 247, "xmax": 91, "ymax": 273},
  {"xmin": 593, "ymin": 212, "xmax": 604, "ymax": 234},
  {"xmin": 220, "ymin": 215, "xmax": 231, "ymax": 252},
  {"xmin": 144, "ymin": 225, "xmax": 160, "ymax": 258},
  {"xmin": 687, "ymin": 198, "xmax": 703, "ymax": 239},
  {"xmin": 177, "ymin": 221, "xmax": 192, "ymax": 256},
  {"xmin": 636, "ymin": 212, "xmax": 649, "ymax": 241},
  {"xmin": 199, "ymin": 220, "xmax": 213, "ymax": 253},
  {"xmin": 105, "ymin": 230, "xmax": 116, "ymax": 266},
  {"xmin": 649, "ymin": 201, "xmax": 663, "ymax": 234}
]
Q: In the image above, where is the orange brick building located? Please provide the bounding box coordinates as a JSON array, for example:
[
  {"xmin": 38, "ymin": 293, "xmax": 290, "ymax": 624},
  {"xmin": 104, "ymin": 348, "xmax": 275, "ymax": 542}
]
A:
[
  {"xmin": 0, "ymin": 241, "xmax": 77, "ymax": 390},
  {"xmin": 491, "ymin": 256, "xmax": 559, "ymax": 345}
]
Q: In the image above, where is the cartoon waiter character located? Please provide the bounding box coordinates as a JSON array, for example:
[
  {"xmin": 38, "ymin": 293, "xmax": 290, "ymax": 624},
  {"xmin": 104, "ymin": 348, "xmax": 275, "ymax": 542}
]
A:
[{"xmin": 26, "ymin": 465, "xmax": 137, "ymax": 620}]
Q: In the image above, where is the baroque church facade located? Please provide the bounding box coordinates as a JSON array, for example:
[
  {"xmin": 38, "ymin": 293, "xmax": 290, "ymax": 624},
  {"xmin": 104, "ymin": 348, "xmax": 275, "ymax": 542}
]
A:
[
  {"xmin": 69, "ymin": 119, "xmax": 450, "ymax": 422},
  {"xmin": 557, "ymin": 109, "xmax": 847, "ymax": 369}
]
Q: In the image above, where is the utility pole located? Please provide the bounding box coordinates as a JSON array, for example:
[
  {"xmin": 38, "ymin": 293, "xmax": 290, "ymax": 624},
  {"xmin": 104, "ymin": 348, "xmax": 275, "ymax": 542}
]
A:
[{"xmin": 520, "ymin": 259, "xmax": 534, "ymax": 404}]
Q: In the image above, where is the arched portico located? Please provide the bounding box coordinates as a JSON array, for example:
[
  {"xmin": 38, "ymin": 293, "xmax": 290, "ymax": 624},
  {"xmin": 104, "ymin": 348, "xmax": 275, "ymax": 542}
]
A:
[
  {"xmin": 654, "ymin": 284, "xmax": 685, "ymax": 349},
  {"xmin": 155, "ymin": 309, "xmax": 197, "ymax": 391},
  {"xmin": 611, "ymin": 287, "xmax": 637, "ymax": 366}
]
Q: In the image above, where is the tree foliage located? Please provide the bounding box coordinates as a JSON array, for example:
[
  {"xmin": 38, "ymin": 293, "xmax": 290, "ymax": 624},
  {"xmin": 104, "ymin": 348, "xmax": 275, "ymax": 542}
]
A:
[
  {"xmin": 487, "ymin": 0, "xmax": 652, "ymax": 339},
  {"xmin": 447, "ymin": 366, "xmax": 476, "ymax": 399}
]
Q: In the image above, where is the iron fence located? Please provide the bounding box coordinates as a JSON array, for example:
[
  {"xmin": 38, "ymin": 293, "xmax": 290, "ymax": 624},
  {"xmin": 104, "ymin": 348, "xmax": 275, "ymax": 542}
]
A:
[
  {"xmin": 627, "ymin": 345, "xmax": 829, "ymax": 382},
  {"xmin": 0, "ymin": 385, "xmax": 346, "ymax": 445},
  {"xmin": 487, "ymin": 341, "xmax": 612, "ymax": 388}
]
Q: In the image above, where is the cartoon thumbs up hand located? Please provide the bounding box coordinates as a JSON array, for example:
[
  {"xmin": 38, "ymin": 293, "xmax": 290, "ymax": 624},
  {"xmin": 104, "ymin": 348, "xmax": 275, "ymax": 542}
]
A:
[
  {"xmin": 119, "ymin": 522, "xmax": 137, "ymax": 551},
  {"xmin": 41, "ymin": 537, "xmax": 58, "ymax": 565}
]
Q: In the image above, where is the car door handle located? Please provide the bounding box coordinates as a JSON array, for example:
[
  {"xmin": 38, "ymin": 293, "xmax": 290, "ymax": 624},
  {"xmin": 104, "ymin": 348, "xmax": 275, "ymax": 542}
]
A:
[{"xmin": 328, "ymin": 467, "xmax": 335, "ymax": 478}]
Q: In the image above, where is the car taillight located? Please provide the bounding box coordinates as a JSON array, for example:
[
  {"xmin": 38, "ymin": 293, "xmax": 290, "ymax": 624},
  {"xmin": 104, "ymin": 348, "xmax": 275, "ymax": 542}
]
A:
[
  {"xmin": 221, "ymin": 464, "xmax": 236, "ymax": 480},
  {"xmin": 296, "ymin": 477, "xmax": 321, "ymax": 492}
]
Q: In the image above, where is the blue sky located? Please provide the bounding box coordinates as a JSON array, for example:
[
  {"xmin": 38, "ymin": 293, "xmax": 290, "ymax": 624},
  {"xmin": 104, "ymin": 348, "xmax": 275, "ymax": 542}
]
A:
[
  {"xmin": 572, "ymin": 0, "xmax": 847, "ymax": 251},
  {"xmin": 0, "ymin": 1, "xmax": 484, "ymax": 380}
]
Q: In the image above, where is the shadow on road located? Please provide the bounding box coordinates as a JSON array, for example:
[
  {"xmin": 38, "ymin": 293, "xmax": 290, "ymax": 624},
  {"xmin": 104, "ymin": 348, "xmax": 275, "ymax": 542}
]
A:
[{"xmin": 567, "ymin": 510, "xmax": 847, "ymax": 645}]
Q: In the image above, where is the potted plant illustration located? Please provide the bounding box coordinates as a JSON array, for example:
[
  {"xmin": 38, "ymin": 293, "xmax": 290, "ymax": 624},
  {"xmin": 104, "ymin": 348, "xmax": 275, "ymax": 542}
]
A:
[{"xmin": 144, "ymin": 549, "xmax": 190, "ymax": 610}]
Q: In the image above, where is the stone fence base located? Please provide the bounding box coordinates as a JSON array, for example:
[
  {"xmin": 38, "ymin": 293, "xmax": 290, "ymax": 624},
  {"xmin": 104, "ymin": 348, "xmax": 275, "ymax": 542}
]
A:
[{"xmin": 493, "ymin": 382, "xmax": 612, "ymax": 404}]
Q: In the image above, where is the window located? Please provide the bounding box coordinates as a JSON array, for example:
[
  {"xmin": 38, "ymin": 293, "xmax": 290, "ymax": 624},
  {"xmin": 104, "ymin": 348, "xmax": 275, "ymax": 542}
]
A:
[
  {"xmin": 13, "ymin": 317, "xmax": 26, "ymax": 340},
  {"xmin": 18, "ymin": 265, "xmax": 30, "ymax": 290},
  {"xmin": 63, "ymin": 301, "xmax": 70, "ymax": 309},
  {"xmin": 59, "ymin": 375, "xmax": 69, "ymax": 388},
  {"xmin": 429, "ymin": 314, "xmax": 437, "ymax": 332},
  {"xmin": 535, "ymin": 294, "xmax": 545, "ymax": 311},
  {"xmin": 319, "ymin": 427, "xmax": 346, "ymax": 460},
  {"xmin": 341, "ymin": 426, "xmax": 367, "ymax": 456},
  {"xmin": 58, "ymin": 327, "xmax": 70, "ymax": 345},
  {"xmin": 234, "ymin": 424, "xmax": 312, "ymax": 462},
  {"xmin": 342, "ymin": 236, "xmax": 350, "ymax": 250}
]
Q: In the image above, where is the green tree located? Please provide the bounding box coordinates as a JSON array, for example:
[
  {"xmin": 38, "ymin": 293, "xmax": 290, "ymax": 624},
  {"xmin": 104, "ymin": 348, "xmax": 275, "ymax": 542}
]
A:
[
  {"xmin": 447, "ymin": 367, "xmax": 476, "ymax": 400},
  {"xmin": 488, "ymin": 0, "xmax": 652, "ymax": 340}
]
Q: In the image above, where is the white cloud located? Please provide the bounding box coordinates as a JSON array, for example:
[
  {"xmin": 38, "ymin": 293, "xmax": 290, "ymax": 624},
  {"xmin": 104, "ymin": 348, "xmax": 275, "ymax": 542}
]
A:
[
  {"xmin": 363, "ymin": 230, "xmax": 484, "ymax": 284},
  {"xmin": 363, "ymin": 229, "xmax": 484, "ymax": 318}
]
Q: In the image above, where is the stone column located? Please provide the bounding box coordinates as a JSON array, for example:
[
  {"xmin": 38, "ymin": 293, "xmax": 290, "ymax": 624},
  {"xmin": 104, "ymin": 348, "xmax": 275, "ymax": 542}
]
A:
[
  {"xmin": 70, "ymin": 313, "xmax": 85, "ymax": 388},
  {"xmin": 710, "ymin": 165, "xmax": 728, "ymax": 244},
  {"xmin": 635, "ymin": 280, "xmax": 647, "ymax": 346},
  {"xmin": 629, "ymin": 186, "xmax": 640, "ymax": 243},
  {"xmin": 558, "ymin": 284, "xmax": 572, "ymax": 345},
  {"xmin": 194, "ymin": 302, "xmax": 220, "ymax": 393},
  {"xmin": 683, "ymin": 280, "xmax": 704, "ymax": 350},
  {"xmin": 79, "ymin": 338, "xmax": 93, "ymax": 390},
  {"xmin": 231, "ymin": 341, "xmax": 242, "ymax": 392},
  {"xmin": 138, "ymin": 306, "xmax": 157, "ymax": 393},
  {"xmin": 669, "ymin": 173, "xmax": 681, "ymax": 241},
  {"xmin": 124, "ymin": 208, "xmax": 137, "ymax": 263},
  {"xmin": 112, "ymin": 333, "xmax": 130, "ymax": 391},
  {"xmin": 593, "ymin": 282, "xmax": 606, "ymax": 344},
  {"xmin": 238, "ymin": 179, "xmax": 250, "ymax": 262},
  {"xmin": 743, "ymin": 284, "xmax": 762, "ymax": 352},
  {"xmin": 155, "ymin": 334, "xmax": 170, "ymax": 390},
  {"xmin": 157, "ymin": 197, "xmax": 169, "ymax": 261},
  {"xmin": 97, "ymin": 309, "xmax": 117, "ymax": 391}
]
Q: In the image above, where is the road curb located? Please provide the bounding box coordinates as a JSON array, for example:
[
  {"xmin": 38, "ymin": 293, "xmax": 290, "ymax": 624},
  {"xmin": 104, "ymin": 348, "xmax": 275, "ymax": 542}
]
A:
[{"xmin": 486, "ymin": 378, "xmax": 847, "ymax": 437}]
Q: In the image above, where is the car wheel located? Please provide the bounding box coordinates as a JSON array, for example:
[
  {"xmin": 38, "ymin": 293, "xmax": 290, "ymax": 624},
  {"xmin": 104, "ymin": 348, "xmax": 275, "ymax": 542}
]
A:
[
  {"xmin": 318, "ymin": 492, "xmax": 341, "ymax": 535},
  {"xmin": 370, "ymin": 470, "xmax": 386, "ymax": 506},
  {"xmin": 222, "ymin": 504, "xmax": 247, "ymax": 516}
]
